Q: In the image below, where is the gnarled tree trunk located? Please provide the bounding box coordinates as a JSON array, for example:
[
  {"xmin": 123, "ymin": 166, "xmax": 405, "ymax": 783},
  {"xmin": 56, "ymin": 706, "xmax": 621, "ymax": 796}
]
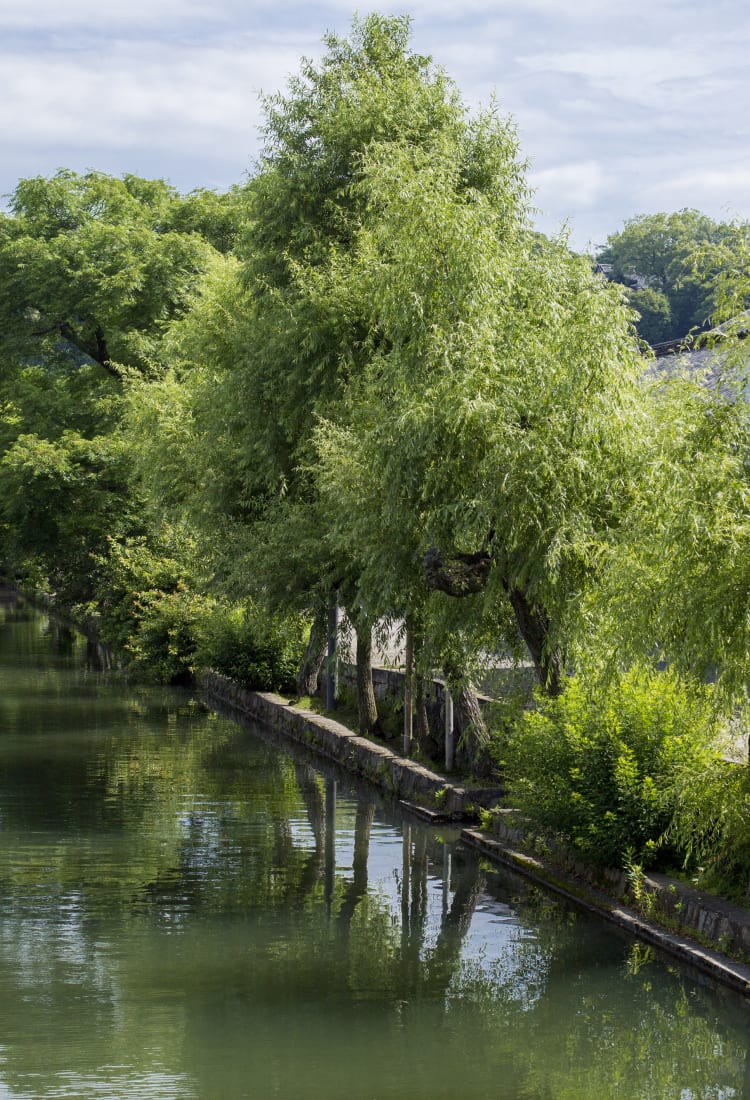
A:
[
  {"xmin": 424, "ymin": 544, "xmax": 565, "ymax": 697},
  {"xmin": 296, "ymin": 606, "xmax": 328, "ymax": 697},
  {"xmin": 504, "ymin": 584, "xmax": 564, "ymax": 697}
]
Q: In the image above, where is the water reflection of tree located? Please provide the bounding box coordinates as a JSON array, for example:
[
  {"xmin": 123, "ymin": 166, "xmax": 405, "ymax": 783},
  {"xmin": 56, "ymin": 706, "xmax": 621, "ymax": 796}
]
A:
[
  {"xmin": 440, "ymin": 878, "xmax": 750, "ymax": 1100},
  {"xmin": 1, "ymin": 613, "xmax": 749, "ymax": 1098},
  {"xmin": 337, "ymin": 798, "xmax": 375, "ymax": 932}
]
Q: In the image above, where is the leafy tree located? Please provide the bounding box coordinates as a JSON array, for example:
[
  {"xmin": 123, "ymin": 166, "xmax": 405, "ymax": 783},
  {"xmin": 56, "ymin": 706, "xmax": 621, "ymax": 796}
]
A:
[
  {"xmin": 314, "ymin": 132, "xmax": 647, "ymax": 697},
  {"xmin": 152, "ymin": 15, "xmax": 489, "ymax": 730},
  {"xmin": 0, "ymin": 169, "xmax": 226, "ymax": 379},
  {"xmin": 0, "ymin": 170, "xmax": 242, "ymax": 648},
  {"xmin": 227, "ymin": 13, "xmax": 465, "ymax": 491},
  {"xmin": 0, "ymin": 428, "xmax": 135, "ymax": 604},
  {"xmin": 587, "ymin": 303, "xmax": 750, "ymax": 713},
  {"xmin": 597, "ymin": 209, "xmax": 740, "ymax": 344},
  {"xmin": 625, "ymin": 286, "xmax": 672, "ymax": 345}
]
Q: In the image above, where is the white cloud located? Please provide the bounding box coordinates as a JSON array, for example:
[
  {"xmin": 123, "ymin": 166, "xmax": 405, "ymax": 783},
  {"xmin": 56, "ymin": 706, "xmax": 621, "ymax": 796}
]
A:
[
  {"xmin": 0, "ymin": 40, "xmax": 305, "ymax": 159},
  {"xmin": 1, "ymin": 0, "xmax": 749, "ymax": 245},
  {"xmin": 641, "ymin": 165, "xmax": 750, "ymax": 214},
  {"xmin": 0, "ymin": 0, "xmax": 212, "ymax": 30},
  {"xmin": 517, "ymin": 45, "xmax": 710, "ymax": 106},
  {"xmin": 529, "ymin": 159, "xmax": 607, "ymax": 210}
]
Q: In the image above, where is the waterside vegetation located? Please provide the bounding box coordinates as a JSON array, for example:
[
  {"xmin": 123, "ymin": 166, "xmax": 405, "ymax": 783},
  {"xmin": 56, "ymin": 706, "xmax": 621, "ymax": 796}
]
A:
[{"xmin": 2, "ymin": 15, "xmax": 750, "ymax": 904}]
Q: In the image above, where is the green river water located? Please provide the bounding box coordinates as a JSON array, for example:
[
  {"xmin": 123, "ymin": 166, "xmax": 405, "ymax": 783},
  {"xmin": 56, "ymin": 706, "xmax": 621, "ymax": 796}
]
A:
[{"xmin": 1, "ymin": 593, "xmax": 749, "ymax": 1099}]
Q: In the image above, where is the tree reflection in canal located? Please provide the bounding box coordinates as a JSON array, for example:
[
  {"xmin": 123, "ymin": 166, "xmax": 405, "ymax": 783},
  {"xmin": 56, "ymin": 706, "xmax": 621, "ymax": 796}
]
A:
[{"xmin": 0, "ymin": 596, "xmax": 749, "ymax": 1099}]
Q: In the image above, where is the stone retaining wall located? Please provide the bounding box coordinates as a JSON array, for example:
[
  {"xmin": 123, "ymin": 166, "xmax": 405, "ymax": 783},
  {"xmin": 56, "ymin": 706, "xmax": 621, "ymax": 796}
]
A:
[
  {"xmin": 200, "ymin": 668, "xmax": 750, "ymax": 997},
  {"xmin": 201, "ymin": 670, "xmax": 505, "ymax": 815}
]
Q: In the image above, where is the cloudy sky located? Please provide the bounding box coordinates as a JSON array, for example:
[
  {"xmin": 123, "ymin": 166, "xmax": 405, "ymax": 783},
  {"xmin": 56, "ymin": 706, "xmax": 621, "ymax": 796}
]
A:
[{"xmin": 2, "ymin": 0, "xmax": 748, "ymax": 251}]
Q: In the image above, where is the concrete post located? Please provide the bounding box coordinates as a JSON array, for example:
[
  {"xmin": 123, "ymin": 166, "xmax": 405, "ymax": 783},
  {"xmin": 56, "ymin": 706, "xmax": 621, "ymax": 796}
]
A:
[
  {"xmin": 445, "ymin": 685, "xmax": 455, "ymax": 772},
  {"xmin": 326, "ymin": 593, "xmax": 339, "ymax": 711},
  {"xmin": 402, "ymin": 627, "xmax": 414, "ymax": 757}
]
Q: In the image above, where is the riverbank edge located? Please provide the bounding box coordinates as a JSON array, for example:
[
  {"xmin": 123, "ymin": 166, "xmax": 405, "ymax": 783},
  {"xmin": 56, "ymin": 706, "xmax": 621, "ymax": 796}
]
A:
[{"xmin": 200, "ymin": 668, "xmax": 750, "ymax": 998}]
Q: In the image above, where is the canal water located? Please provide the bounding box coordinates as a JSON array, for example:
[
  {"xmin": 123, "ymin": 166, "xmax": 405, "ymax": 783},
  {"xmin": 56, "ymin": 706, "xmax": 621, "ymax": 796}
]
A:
[{"xmin": 1, "ymin": 594, "xmax": 749, "ymax": 1100}]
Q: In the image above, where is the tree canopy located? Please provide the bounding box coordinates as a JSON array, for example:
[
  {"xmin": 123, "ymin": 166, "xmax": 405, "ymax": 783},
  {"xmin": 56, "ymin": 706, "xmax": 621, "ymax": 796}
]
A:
[
  {"xmin": 313, "ymin": 129, "xmax": 646, "ymax": 694},
  {"xmin": 0, "ymin": 170, "xmax": 233, "ymax": 379},
  {"xmin": 596, "ymin": 209, "xmax": 746, "ymax": 345},
  {"xmin": 2, "ymin": 11, "xmax": 750, "ymax": 761},
  {"xmin": 0, "ymin": 170, "xmax": 238, "ymax": 604}
]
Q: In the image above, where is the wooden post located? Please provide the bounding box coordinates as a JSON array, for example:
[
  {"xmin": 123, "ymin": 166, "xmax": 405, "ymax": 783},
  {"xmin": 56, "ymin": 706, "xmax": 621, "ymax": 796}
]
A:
[
  {"xmin": 403, "ymin": 626, "xmax": 414, "ymax": 757},
  {"xmin": 445, "ymin": 684, "xmax": 455, "ymax": 772},
  {"xmin": 326, "ymin": 593, "xmax": 339, "ymax": 711}
]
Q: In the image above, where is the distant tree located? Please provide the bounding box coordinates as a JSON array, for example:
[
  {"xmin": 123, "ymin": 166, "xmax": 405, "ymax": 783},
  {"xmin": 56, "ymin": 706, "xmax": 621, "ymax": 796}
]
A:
[
  {"xmin": 597, "ymin": 209, "xmax": 738, "ymax": 344},
  {"xmin": 626, "ymin": 286, "xmax": 672, "ymax": 345}
]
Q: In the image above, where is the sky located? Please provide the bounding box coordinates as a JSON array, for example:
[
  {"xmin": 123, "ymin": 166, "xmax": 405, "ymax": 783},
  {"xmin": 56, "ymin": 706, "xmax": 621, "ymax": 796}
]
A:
[{"xmin": 2, "ymin": 0, "xmax": 749, "ymax": 252}]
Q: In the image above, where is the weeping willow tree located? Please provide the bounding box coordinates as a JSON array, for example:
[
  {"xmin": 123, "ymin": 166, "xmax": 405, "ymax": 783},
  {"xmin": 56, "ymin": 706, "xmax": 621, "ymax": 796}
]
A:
[{"xmin": 313, "ymin": 126, "xmax": 649, "ymax": 705}]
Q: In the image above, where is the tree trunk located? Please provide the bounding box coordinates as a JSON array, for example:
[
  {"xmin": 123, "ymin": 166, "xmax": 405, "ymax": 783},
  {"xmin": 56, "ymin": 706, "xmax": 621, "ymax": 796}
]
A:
[
  {"xmin": 296, "ymin": 606, "xmax": 328, "ymax": 697},
  {"xmin": 423, "ymin": 544, "xmax": 565, "ymax": 697},
  {"xmin": 443, "ymin": 659, "xmax": 490, "ymax": 771},
  {"xmin": 355, "ymin": 619, "xmax": 381, "ymax": 737},
  {"xmin": 505, "ymin": 583, "xmax": 564, "ymax": 696}
]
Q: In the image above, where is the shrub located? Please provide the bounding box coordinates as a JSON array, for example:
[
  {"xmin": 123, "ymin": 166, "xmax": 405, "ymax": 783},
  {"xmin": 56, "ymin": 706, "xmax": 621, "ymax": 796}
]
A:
[
  {"xmin": 86, "ymin": 534, "xmax": 307, "ymax": 690},
  {"xmin": 91, "ymin": 534, "xmax": 206, "ymax": 683},
  {"xmin": 667, "ymin": 756, "xmax": 750, "ymax": 901},
  {"xmin": 501, "ymin": 666, "xmax": 719, "ymax": 868},
  {"xmin": 196, "ymin": 601, "xmax": 307, "ymax": 693},
  {"xmin": 124, "ymin": 585, "xmax": 210, "ymax": 684}
]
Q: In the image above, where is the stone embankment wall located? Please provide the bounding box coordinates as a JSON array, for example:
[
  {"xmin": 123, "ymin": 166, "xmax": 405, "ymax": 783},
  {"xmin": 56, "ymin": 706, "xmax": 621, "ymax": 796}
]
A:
[
  {"xmin": 202, "ymin": 667, "xmax": 750, "ymax": 997},
  {"xmin": 201, "ymin": 670, "xmax": 504, "ymax": 815},
  {"xmin": 482, "ymin": 810, "xmax": 750, "ymax": 971}
]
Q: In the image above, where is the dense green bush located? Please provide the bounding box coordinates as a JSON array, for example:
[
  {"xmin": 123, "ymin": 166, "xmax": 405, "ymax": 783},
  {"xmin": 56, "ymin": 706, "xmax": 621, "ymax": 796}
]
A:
[
  {"xmin": 196, "ymin": 601, "xmax": 307, "ymax": 693},
  {"xmin": 667, "ymin": 756, "xmax": 750, "ymax": 901},
  {"xmin": 86, "ymin": 534, "xmax": 204, "ymax": 683},
  {"xmin": 123, "ymin": 585, "xmax": 210, "ymax": 684},
  {"xmin": 500, "ymin": 667, "xmax": 720, "ymax": 868},
  {"xmin": 89, "ymin": 536, "xmax": 307, "ymax": 690}
]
